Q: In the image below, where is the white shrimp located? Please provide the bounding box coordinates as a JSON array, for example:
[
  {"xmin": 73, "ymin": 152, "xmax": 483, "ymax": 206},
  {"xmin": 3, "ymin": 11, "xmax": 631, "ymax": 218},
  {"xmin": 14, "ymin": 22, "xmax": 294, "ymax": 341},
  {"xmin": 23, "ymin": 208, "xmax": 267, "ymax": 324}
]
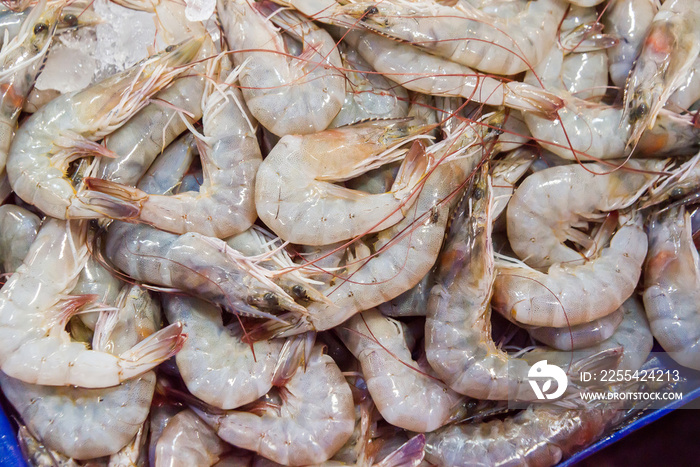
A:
[
  {"xmin": 506, "ymin": 160, "xmax": 665, "ymax": 268},
  {"xmin": 163, "ymin": 294, "xmax": 283, "ymax": 409},
  {"xmin": 643, "ymin": 205, "xmax": 700, "ymax": 370},
  {"xmin": 0, "ymin": 204, "xmax": 40, "ymax": 273},
  {"xmin": 523, "ymin": 94, "xmax": 700, "ymax": 160},
  {"xmin": 155, "ymin": 409, "xmax": 231, "ymax": 467},
  {"xmin": 526, "ymin": 306, "xmax": 625, "ymax": 351},
  {"xmin": 108, "ymin": 422, "xmax": 148, "ymax": 467},
  {"xmin": 6, "ymin": 40, "xmax": 202, "ymax": 219},
  {"xmin": 85, "ymin": 56, "xmax": 262, "ymax": 238},
  {"xmin": 0, "ymin": 219, "xmax": 185, "ymax": 387},
  {"xmin": 337, "ymin": 309, "xmax": 466, "ymax": 432},
  {"xmin": 622, "ymin": 0, "xmax": 700, "ymax": 148},
  {"xmin": 135, "ymin": 133, "xmax": 198, "ymax": 197},
  {"xmin": 335, "ymin": 0, "xmax": 568, "ymax": 76},
  {"xmin": 259, "ymin": 114, "xmax": 506, "ymax": 337},
  {"xmin": 0, "ymin": 284, "xmax": 162, "ymax": 459},
  {"xmin": 377, "ymin": 270, "xmax": 432, "ymax": 317},
  {"xmin": 328, "ymin": 44, "xmax": 410, "ymax": 128},
  {"xmin": 493, "ymin": 212, "xmax": 648, "ymax": 328},
  {"xmin": 668, "ymin": 56, "xmax": 700, "ymax": 112},
  {"xmin": 341, "ymin": 29, "xmax": 564, "ymax": 117},
  {"xmin": 255, "ymin": 120, "xmax": 431, "ymax": 245},
  {"xmin": 603, "ymin": 0, "xmax": 660, "ymax": 89},
  {"xmin": 490, "ymin": 147, "xmax": 537, "ymax": 223},
  {"xmin": 217, "ymin": 0, "xmax": 344, "ymax": 136},
  {"xmin": 197, "ymin": 345, "xmax": 355, "ymax": 466}
]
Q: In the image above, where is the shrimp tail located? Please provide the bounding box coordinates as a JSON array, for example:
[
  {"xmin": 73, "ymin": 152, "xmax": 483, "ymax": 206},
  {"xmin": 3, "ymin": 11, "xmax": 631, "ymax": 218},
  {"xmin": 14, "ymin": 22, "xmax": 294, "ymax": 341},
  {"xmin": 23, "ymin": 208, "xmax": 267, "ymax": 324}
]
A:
[
  {"xmin": 375, "ymin": 434, "xmax": 426, "ymax": 467},
  {"xmin": 505, "ymin": 82, "xmax": 564, "ymax": 120},
  {"xmin": 80, "ymin": 177, "xmax": 145, "ymax": 220},
  {"xmin": 117, "ymin": 322, "xmax": 187, "ymax": 379},
  {"xmin": 272, "ymin": 331, "xmax": 317, "ymax": 386},
  {"xmin": 391, "ymin": 140, "xmax": 429, "ymax": 205},
  {"xmin": 50, "ymin": 294, "xmax": 99, "ymax": 330}
]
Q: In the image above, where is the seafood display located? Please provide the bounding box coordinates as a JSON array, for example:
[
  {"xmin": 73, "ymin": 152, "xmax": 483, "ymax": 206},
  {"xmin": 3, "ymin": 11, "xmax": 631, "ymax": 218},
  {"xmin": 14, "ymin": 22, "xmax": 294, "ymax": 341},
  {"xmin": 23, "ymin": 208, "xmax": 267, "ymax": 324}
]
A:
[{"xmin": 0, "ymin": 0, "xmax": 699, "ymax": 465}]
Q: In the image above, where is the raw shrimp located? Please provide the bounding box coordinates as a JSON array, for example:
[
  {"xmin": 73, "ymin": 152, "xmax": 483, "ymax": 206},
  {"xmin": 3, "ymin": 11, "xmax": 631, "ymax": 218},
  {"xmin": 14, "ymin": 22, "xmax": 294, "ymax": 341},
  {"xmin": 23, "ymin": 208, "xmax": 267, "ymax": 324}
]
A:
[
  {"xmin": 341, "ymin": 29, "xmax": 563, "ymax": 117},
  {"xmin": 96, "ymin": 38, "xmax": 213, "ymax": 186},
  {"xmin": 6, "ymin": 40, "xmax": 202, "ymax": 219},
  {"xmin": 0, "ymin": 219, "xmax": 184, "ymax": 387},
  {"xmin": 526, "ymin": 306, "xmax": 624, "ymax": 351},
  {"xmin": 255, "ymin": 119, "xmax": 430, "ymax": 245},
  {"xmin": 70, "ymin": 254, "xmax": 124, "ymax": 330},
  {"xmin": 337, "ymin": 309, "xmax": 466, "ymax": 432},
  {"xmin": 135, "ymin": 133, "xmax": 198, "ymax": 198},
  {"xmin": 163, "ymin": 294, "xmax": 283, "ymax": 409},
  {"xmin": 506, "ymin": 160, "xmax": 665, "ymax": 268},
  {"xmin": 0, "ymin": 204, "xmax": 40, "ymax": 272},
  {"xmin": 155, "ymin": 409, "xmax": 231, "ymax": 467},
  {"xmin": 198, "ymin": 345, "xmax": 355, "ymax": 466},
  {"xmin": 217, "ymin": 0, "xmax": 344, "ymax": 136},
  {"xmin": 493, "ymin": 212, "xmax": 648, "ymax": 328},
  {"xmin": 622, "ymin": 0, "xmax": 700, "ymax": 148},
  {"xmin": 261, "ymin": 114, "xmax": 506, "ymax": 337},
  {"xmin": 644, "ymin": 205, "xmax": 700, "ymax": 370},
  {"xmin": 86, "ymin": 56, "xmax": 263, "ymax": 238},
  {"xmin": 329, "ymin": 44, "xmax": 410, "ymax": 128},
  {"xmin": 425, "ymin": 401, "xmax": 631, "ymax": 466},
  {"xmin": 377, "ymin": 270, "xmax": 432, "ymax": 317},
  {"xmin": 148, "ymin": 404, "xmax": 182, "ymax": 467},
  {"xmin": 0, "ymin": 284, "xmax": 162, "ymax": 459},
  {"xmin": 109, "ymin": 422, "xmax": 148, "ymax": 467},
  {"xmin": 336, "ymin": 0, "xmax": 568, "ymax": 76},
  {"xmin": 0, "ymin": 0, "xmax": 62, "ymax": 193}
]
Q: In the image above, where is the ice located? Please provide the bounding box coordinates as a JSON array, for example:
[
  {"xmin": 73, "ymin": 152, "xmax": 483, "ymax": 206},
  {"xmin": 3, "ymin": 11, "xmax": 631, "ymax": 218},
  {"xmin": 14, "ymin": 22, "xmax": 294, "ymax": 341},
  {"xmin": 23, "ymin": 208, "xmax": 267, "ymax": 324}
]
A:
[
  {"xmin": 185, "ymin": 0, "xmax": 216, "ymax": 22},
  {"xmin": 35, "ymin": 0, "xmax": 157, "ymax": 93}
]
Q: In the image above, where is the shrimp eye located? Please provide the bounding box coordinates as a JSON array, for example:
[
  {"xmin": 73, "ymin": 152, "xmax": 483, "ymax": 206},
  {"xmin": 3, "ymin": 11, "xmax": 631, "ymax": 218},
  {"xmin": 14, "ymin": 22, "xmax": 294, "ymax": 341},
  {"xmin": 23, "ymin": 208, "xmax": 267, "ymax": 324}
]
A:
[
  {"xmin": 291, "ymin": 285, "xmax": 307, "ymax": 299},
  {"xmin": 33, "ymin": 23, "xmax": 48, "ymax": 35},
  {"xmin": 165, "ymin": 45, "xmax": 176, "ymax": 52},
  {"xmin": 671, "ymin": 187, "xmax": 683, "ymax": 198},
  {"xmin": 473, "ymin": 187, "xmax": 484, "ymax": 200},
  {"xmin": 630, "ymin": 102, "xmax": 649, "ymax": 121},
  {"xmin": 62, "ymin": 14, "xmax": 78, "ymax": 27},
  {"xmin": 362, "ymin": 5, "xmax": 379, "ymax": 20},
  {"xmin": 263, "ymin": 292, "xmax": 279, "ymax": 307}
]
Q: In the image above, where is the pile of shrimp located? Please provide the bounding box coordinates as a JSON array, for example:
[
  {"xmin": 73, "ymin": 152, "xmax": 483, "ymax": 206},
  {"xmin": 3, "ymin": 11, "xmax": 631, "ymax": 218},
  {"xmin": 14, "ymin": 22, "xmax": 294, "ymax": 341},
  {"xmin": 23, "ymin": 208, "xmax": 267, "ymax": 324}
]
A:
[{"xmin": 0, "ymin": 0, "xmax": 698, "ymax": 465}]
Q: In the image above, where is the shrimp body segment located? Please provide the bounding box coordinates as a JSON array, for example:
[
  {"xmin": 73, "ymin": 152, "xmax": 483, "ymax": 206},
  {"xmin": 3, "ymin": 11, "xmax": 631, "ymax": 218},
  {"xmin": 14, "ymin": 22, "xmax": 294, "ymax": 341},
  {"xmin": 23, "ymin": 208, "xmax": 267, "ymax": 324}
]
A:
[
  {"xmin": 6, "ymin": 40, "xmax": 202, "ymax": 219},
  {"xmin": 644, "ymin": 206, "xmax": 700, "ymax": 370},
  {"xmin": 255, "ymin": 120, "xmax": 430, "ymax": 245}
]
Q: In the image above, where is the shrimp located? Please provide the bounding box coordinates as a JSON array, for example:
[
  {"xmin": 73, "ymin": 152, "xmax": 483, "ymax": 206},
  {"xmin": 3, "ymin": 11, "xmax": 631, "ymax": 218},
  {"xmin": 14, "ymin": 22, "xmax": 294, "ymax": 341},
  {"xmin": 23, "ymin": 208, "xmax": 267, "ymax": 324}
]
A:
[
  {"xmin": 506, "ymin": 160, "xmax": 665, "ymax": 268},
  {"xmin": 155, "ymin": 409, "xmax": 231, "ymax": 467},
  {"xmin": 377, "ymin": 270, "xmax": 432, "ymax": 317},
  {"xmin": 668, "ymin": 56, "xmax": 700, "ymax": 112},
  {"xmin": 338, "ymin": 309, "xmax": 466, "ymax": 432},
  {"xmin": 70, "ymin": 254, "xmax": 124, "ymax": 330},
  {"xmin": 255, "ymin": 120, "xmax": 431, "ymax": 245},
  {"xmin": 643, "ymin": 205, "xmax": 700, "ymax": 370},
  {"xmin": 217, "ymin": 0, "xmax": 344, "ymax": 136},
  {"xmin": 490, "ymin": 146, "xmax": 536, "ymax": 223},
  {"xmin": 0, "ymin": 0, "xmax": 63, "ymax": 192},
  {"xmin": 493, "ymin": 211, "xmax": 648, "ymax": 328},
  {"xmin": 135, "ymin": 133, "xmax": 198, "ymax": 198},
  {"xmin": 603, "ymin": 0, "xmax": 659, "ymax": 89},
  {"xmin": 96, "ymin": 38, "xmax": 214, "ymax": 186},
  {"xmin": 425, "ymin": 401, "xmax": 632, "ymax": 466},
  {"xmin": 0, "ymin": 219, "xmax": 185, "ymax": 387},
  {"xmin": 0, "ymin": 284, "xmax": 162, "ymax": 459},
  {"xmin": 526, "ymin": 306, "xmax": 624, "ymax": 351},
  {"xmin": 6, "ymin": 39, "xmax": 202, "ymax": 220},
  {"xmin": 85, "ymin": 55, "xmax": 262, "ymax": 238},
  {"xmin": 329, "ymin": 43, "xmax": 410, "ymax": 128},
  {"xmin": 522, "ymin": 95, "xmax": 700, "ymax": 160},
  {"xmin": 260, "ymin": 113, "xmax": 506, "ymax": 337},
  {"xmin": 109, "ymin": 422, "xmax": 148, "ymax": 467},
  {"xmin": 341, "ymin": 29, "xmax": 564, "ymax": 117},
  {"xmin": 0, "ymin": 204, "xmax": 40, "ymax": 273},
  {"xmin": 163, "ymin": 294, "xmax": 283, "ymax": 409},
  {"xmin": 335, "ymin": 0, "xmax": 568, "ymax": 76},
  {"xmin": 197, "ymin": 345, "xmax": 355, "ymax": 466},
  {"xmin": 621, "ymin": 0, "xmax": 700, "ymax": 148}
]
